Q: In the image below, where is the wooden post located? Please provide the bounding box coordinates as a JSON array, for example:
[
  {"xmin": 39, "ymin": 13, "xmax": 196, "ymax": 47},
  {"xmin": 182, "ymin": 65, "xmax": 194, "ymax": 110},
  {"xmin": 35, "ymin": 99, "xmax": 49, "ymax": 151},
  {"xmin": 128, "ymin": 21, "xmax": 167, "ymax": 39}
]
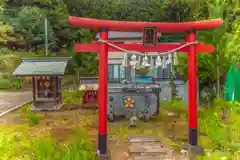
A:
[
  {"xmin": 58, "ymin": 76, "xmax": 62, "ymax": 103},
  {"xmin": 98, "ymin": 27, "xmax": 108, "ymax": 156},
  {"xmin": 186, "ymin": 30, "xmax": 198, "ymax": 146},
  {"xmin": 32, "ymin": 76, "xmax": 36, "ymax": 106},
  {"xmin": 55, "ymin": 76, "xmax": 59, "ymax": 104},
  {"xmin": 156, "ymin": 90, "xmax": 160, "ymax": 115},
  {"xmin": 54, "ymin": 76, "xmax": 58, "ymax": 105}
]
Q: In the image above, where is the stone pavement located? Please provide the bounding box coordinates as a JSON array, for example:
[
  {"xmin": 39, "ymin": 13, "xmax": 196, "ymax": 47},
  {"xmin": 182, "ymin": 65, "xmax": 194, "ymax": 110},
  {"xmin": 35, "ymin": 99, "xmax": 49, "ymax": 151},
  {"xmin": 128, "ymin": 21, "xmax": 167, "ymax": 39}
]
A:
[
  {"xmin": 127, "ymin": 136, "xmax": 187, "ymax": 160},
  {"xmin": 0, "ymin": 90, "xmax": 32, "ymax": 116}
]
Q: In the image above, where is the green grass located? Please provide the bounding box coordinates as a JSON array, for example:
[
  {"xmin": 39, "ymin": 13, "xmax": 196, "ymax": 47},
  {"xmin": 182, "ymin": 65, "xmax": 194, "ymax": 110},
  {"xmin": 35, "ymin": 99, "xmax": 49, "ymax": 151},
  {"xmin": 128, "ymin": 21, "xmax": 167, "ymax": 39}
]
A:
[
  {"xmin": 20, "ymin": 104, "xmax": 41, "ymax": 125},
  {"xmin": 29, "ymin": 131, "xmax": 98, "ymax": 160},
  {"xmin": 0, "ymin": 97, "xmax": 98, "ymax": 159},
  {"xmin": 0, "ymin": 125, "xmax": 98, "ymax": 160},
  {"xmin": 196, "ymin": 99, "xmax": 240, "ymax": 159},
  {"xmin": 54, "ymin": 131, "xmax": 98, "ymax": 160},
  {"xmin": 62, "ymin": 91, "xmax": 83, "ymax": 104},
  {"xmin": 2, "ymin": 94, "xmax": 240, "ymax": 160},
  {"xmin": 0, "ymin": 96, "xmax": 98, "ymax": 159}
]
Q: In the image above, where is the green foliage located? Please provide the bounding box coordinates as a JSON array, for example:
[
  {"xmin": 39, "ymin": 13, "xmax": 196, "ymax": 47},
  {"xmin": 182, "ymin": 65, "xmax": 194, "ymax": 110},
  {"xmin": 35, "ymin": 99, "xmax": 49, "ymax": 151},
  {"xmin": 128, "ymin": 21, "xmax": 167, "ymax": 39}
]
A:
[
  {"xmin": 22, "ymin": 0, "xmax": 53, "ymax": 7},
  {"xmin": 0, "ymin": 53, "xmax": 20, "ymax": 75},
  {"xmin": 30, "ymin": 138, "xmax": 56, "ymax": 160},
  {"xmin": 30, "ymin": 135, "xmax": 98, "ymax": 160},
  {"xmin": 0, "ymin": 0, "xmax": 13, "ymax": 44},
  {"xmin": 55, "ymin": 132, "xmax": 98, "ymax": 160},
  {"xmin": 174, "ymin": 52, "xmax": 221, "ymax": 88},
  {"xmin": 13, "ymin": 6, "xmax": 55, "ymax": 50},
  {"xmin": 72, "ymin": 52, "xmax": 98, "ymax": 77},
  {"xmin": 0, "ymin": 78, "xmax": 11, "ymax": 89},
  {"xmin": 0, "ymin": 126, "xmax": 98, "ymax": 160},
  {"xmin": 11, "ymin": 79, "xmax": 22, "ymax": 89},
  {"xmin": 226, "ymin": 19, "xmax": 240, "ymax": 63},
  {"xmin": 20, "ymin": 104, "xmax": 32, "ymax": 115},
  {"xmin": 199, "ymin": 152, "xmax": 231, "ymax": 160},
  {"xmin": 62, "ymin": 91, "xmax": 83, "ymax": 104},
  {"xmin": 199, "ymin": 99, "xmax": 240, "ymax": 155},
  {"xmin": 163, "ymin": 1, "xmax": 194, "ymax": 22},
  {"xmin": 20, "ymin": 104, "xmax": 41, "ymax": 125},
  {"xmin": 47, "ymin": 0, "xmax": 75, "ymax": 47},
  {"xmin": 0, "ymin": 49, "xmax": 25, "ymax": 90},
  {"xmin": 173, "ymin": 0, "xmax": 240, "ymax": 97},
  {"xmin": 169, "ymin": 73, "xmax": 178, "ymax": 100},
  {"xmin": 165, "ymin": 100, "xmax": 187, "ymax": 112},
  {"xmin": 0, "ymin": 129, "xmax": 29, "ymax": 160},
  {"xmin": 27, "ymin": 111, "xmax": 41, "ymax": 125},
  {"xmin": 64, "ymin": 0, "xmax": 164, "ymax": 22}
]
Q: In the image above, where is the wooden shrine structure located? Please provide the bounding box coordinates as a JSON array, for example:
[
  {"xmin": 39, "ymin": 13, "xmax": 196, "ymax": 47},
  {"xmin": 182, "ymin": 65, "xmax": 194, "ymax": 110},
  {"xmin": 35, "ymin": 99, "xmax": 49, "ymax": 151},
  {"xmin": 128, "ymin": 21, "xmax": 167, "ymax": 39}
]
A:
[{"xmin": 13, "ymin": 57, "xmax": 71, "ymax": 111}]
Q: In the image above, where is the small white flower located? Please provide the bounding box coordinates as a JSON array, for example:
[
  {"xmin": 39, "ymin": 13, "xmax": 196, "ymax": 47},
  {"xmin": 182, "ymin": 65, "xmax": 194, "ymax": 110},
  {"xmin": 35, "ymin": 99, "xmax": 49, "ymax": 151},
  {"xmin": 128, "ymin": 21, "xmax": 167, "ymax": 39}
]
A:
[{"xmin": 206, "ymin": 152, "xmax": 211, "ymax": 157}]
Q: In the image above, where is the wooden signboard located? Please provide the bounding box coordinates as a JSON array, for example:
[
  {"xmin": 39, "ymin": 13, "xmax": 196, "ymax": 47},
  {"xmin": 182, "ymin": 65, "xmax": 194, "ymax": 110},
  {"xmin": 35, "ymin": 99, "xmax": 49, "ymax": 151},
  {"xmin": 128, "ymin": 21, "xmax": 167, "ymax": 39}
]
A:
[
  {"xmin": 143, "ymin": 27, "xmax": 157, "ymax": 47},
  {"xmin": 36, "ymin": 76, "xmax": 55, "ymax": 98}
]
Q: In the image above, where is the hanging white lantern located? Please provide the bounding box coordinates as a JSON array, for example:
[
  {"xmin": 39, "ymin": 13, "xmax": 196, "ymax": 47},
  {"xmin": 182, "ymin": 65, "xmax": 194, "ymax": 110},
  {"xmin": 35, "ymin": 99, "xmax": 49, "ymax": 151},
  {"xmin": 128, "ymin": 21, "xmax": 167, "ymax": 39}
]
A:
[
  {"xmin": 149, "ymin": 56, "xmax": 154, "ymax": 71},
  {"xmin": 162, "ymin": 56, "xmax": 167, "ymax": 69},
  {"xmin": 130, "ymin": 54, "xmax": 138, "ymax": 68},
  {"xmin": 141, "ymin": 53, "xmax": 150, "ymax": 67},
  {"xmin": 143, "ymin": 54, "xmax": 149, "ymax": 63},
  {"xmin": 136, "ymin": 55, "xmax": 141, "ymax": 69},
  {"xmin": 167, "ymin": 54, "xmax": 172, "ymax": 64},
  {"xmin": 131, "ymin": 54, "xmax": 137, "ymax": 61},
  {"xmin": 155, "ymin": 55, "xmax": 162, "ymax": 68},
  {"xmin": 122, "ymin": 53, "xmax": 128, "ymax": 67}
]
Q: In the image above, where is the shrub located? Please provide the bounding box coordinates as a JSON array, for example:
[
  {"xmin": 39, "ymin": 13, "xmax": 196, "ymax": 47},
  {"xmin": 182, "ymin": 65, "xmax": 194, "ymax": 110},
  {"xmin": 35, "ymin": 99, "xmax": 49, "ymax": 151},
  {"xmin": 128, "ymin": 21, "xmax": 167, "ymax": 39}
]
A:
[
  {"xmin": 0, "ymin": 48, "xmax": 10, "ymax": 56},
  {"xmin": 11, "ymin": 79, "xmax": 22, "ymax": 89},
  {"xmin": 0, "ymin": 78, "xmax": 11, "ymax": 89},
  {"xmin": 199, "ymin": 99, "xmax": 240, "ymax": 156},
  {"xmin": 27, "ymin": 111, "xmax": 41, "ymax": 125},
  {"xmin": 62, "ymin": 91, "xmax": 83, "ymax": 104}
]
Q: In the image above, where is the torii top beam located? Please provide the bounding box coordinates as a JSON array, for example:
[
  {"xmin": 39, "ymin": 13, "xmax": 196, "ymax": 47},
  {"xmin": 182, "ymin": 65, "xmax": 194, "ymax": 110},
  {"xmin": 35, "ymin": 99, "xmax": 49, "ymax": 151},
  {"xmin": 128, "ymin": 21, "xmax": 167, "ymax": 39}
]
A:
[{"xmin": 69, "ymin": 16, "xmax": 223, "ymax": 33}]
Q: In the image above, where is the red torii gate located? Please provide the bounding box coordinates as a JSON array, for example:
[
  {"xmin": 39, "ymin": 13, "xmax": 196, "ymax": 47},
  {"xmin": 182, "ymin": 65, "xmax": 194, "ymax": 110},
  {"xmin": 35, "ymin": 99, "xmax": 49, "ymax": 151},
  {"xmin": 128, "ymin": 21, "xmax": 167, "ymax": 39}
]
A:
[{"xmin": 69, "ymin": 16, "xmax": 222, "ymax": 157}]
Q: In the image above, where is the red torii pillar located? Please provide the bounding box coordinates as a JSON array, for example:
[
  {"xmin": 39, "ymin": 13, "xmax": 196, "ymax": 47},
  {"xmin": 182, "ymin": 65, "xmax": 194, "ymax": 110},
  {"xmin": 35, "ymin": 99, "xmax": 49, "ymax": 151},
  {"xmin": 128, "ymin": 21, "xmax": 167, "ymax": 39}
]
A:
[{"xmin": 69, "ymin": 17, "xmax": 222, "ymax": 157}]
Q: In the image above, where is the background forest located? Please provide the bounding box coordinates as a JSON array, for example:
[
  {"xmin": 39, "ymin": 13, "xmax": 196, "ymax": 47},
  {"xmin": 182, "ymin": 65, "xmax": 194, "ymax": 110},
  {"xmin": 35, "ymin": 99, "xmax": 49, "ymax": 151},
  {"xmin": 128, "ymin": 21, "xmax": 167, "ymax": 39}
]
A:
[{"xmin": 0, "ymin": 0, "xmax": 240, "ymax": 99}]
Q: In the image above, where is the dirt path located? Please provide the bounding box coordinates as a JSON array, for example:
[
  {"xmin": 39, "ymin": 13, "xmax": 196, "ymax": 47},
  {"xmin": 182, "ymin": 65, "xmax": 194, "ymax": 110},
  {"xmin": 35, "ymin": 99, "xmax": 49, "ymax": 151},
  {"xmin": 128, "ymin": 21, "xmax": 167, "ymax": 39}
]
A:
[
  {"xmin": 109, "ymin": 135, "xmax": 187, "ymax": 160},
  {"xmin": 0, "ymin": 90, "xmax": 32, "ymax": 116},
  {"xmin": 127, "ymin": 136, "xmax": 187, "ymax": 160}
]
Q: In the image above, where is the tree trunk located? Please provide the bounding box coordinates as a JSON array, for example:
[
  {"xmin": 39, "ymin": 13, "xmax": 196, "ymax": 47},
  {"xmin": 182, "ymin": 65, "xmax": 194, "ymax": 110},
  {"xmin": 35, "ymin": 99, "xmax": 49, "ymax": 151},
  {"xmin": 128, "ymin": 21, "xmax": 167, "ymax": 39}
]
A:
[
  {"xmin": 77, "ymin": 69, "xmax": 80, "ymax": 82},
  {"xmin": 77, "ymin": 69, "xmax": 80, "ymax": 87}
]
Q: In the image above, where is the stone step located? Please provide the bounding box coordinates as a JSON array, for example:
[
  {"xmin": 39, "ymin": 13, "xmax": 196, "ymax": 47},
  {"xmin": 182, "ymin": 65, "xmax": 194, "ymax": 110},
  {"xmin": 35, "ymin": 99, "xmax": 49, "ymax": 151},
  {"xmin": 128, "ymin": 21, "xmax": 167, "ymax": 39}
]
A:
[
  {"xmin": 129, "ymin": 143, "xmax": 171, "ymax": 155},
  {"xmin": 129, "ymin": 136, "xmax": 161, "ymax": 143},
  {"xmin": 127, "ymin": 136, "xmax": 187, "ymax": 160}
]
